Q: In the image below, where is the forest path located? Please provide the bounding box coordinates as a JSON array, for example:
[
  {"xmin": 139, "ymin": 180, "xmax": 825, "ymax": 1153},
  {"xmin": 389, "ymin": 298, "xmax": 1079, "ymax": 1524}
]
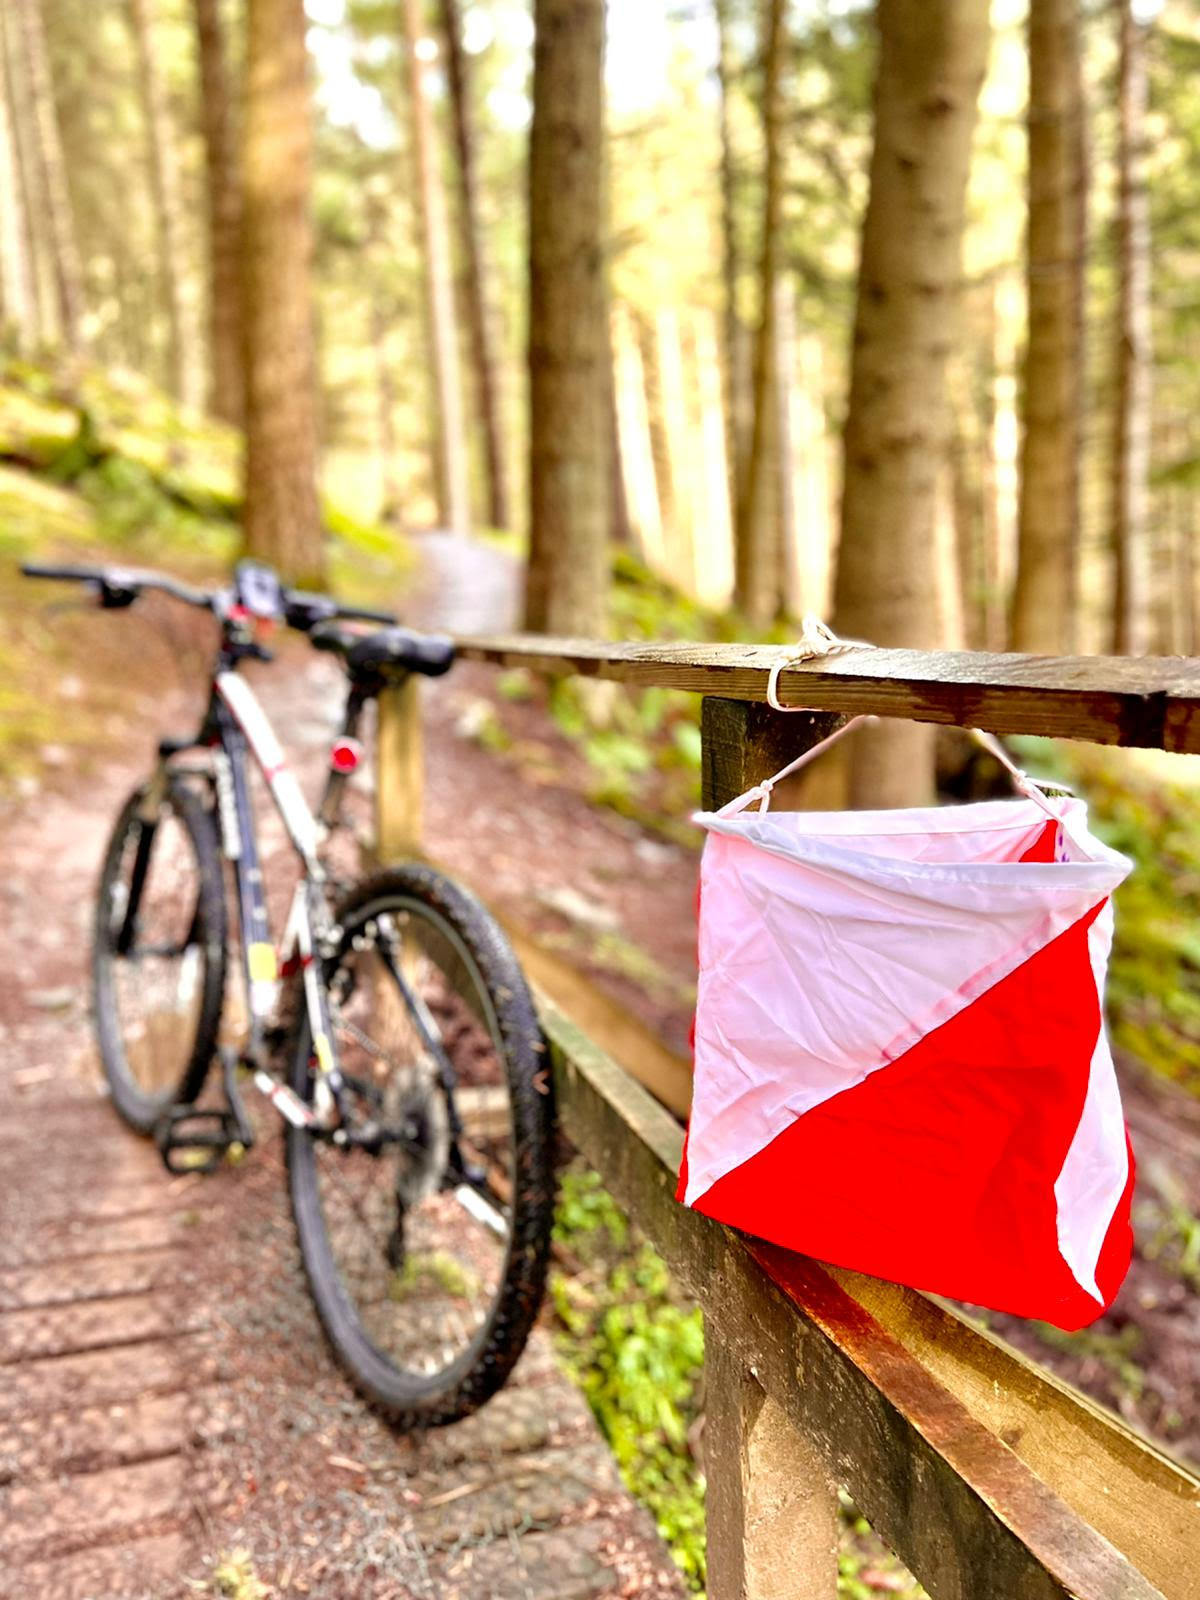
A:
[{"xmin": 0, "ymin": 532, "xmax": 684, "ymax": 1600}]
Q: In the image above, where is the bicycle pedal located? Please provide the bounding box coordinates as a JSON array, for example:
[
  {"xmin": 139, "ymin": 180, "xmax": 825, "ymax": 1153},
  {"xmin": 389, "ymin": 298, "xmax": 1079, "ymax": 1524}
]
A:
[{"xmin": 154, "ymin": 1106, "xmax": 247, "ymax": 1175}]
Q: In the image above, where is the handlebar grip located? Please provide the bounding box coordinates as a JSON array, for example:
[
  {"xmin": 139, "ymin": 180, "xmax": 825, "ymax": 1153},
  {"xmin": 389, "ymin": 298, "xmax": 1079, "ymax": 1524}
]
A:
[
  {"xmin": 336, "ymin": 603, "xmax": 397, "ymax": 625},
  {"xmin": 21, "ymin": 562, "xmax": 108, "ymax": 583}
]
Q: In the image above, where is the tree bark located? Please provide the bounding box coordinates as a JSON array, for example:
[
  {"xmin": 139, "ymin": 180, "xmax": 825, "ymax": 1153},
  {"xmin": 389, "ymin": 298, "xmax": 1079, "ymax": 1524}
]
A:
[
  {"xmin": 525, "ymin": 0, "xmax": 608, "ymax": 636},
  {"xmin": 13, "ymin": 0, "xmax": 86, "ymax": 356},
  {"xmin": 612, "ymin": 301, "xmax": 664, "ymax": 570},
  {"xmin": 0, "ymin": 6, "xmax": 33, "ymax": 347},
  {"xmin": 403, "ymin": 0, "xmax": 470, "ymax": 534},
  {"xmin": 1, "ymin": 1, "xmax": 50, "ymax": 347},
  {"xmin": 241, "ymin": 0, "xmax": 324, "ymax": 583},
  {"xmin": 1009, "ymin": 0, "xmax": 1085, "ymax": 653},
  {"xmin": 1109, "ymin": 0, "xmax": 1151, "ymax": 656},
  {"xmin": 129, "ymin": 0, "xmax": 203, "ymax": 409},
  {"xmin": 715, "ymin": 0, "xmax": 751, "ymax": 532},
  {"xmin": 438, "ymin": 0, "xmax": 509, "ymax": 531},
  {"xmin": 192, "ymin": 0, "xmax": 243, "ymax": 426},
  {"xmin": 832, "ymin": 0, "xmax": 991, "ymax": 807},
  {"xmin": 734, "ymin": 0, "xmax": 786, "ymax": 627}
]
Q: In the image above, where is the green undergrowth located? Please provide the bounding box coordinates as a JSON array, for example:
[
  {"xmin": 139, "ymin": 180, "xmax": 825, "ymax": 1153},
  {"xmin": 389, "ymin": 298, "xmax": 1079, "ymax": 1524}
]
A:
[
  {"xmin": 467, "ymin": 548, "xmax": 789, "ymax": 829},
  {"xmin": 1015, "ymin": 737, "xmax": 1200, "ymax": 1096},
  {"xmin": 551, "ymin": 1167, "xmax": 924, "ymax": 1598},
  {"xmin": 0, "ymin": 355, "xmax": 411, "ymax": 786},
  {"xmin": 551, "ymin": 1167, "xmax": 706, "ymax": 1589}
]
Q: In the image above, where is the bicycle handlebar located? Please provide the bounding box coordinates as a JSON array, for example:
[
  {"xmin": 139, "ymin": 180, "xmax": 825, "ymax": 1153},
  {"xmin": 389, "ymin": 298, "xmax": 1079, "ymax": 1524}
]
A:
[
  {"xmin": 20, "ymin": 561, "xmax": 398, "ymax": 633},
  {"xmin": 21, "ymin": 561, "xmax": 214, "ymax": 610}
]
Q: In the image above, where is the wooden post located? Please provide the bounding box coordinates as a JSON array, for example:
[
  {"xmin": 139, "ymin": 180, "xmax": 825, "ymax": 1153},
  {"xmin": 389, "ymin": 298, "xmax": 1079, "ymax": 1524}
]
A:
[
  {"xmin": 375, "ymin": 678, "xmax": 423, "ymax": 860},
  {"xmin": 701, "ymin": 697, "xmax": 844, "ymax": 1594},
  {"xmin": 701, "ymin": 697, "xmax": 843, "ymax": 812},
  {"xmin": 705, "ymin": 1326, "xmax": 840, "ymax": 1599}
]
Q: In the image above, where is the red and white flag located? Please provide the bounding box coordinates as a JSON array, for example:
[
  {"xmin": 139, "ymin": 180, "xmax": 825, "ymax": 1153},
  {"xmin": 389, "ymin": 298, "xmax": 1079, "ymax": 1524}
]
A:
[{"xmin": 679, "ymin": 787, "xmax": 1135, "ymax": 1330}]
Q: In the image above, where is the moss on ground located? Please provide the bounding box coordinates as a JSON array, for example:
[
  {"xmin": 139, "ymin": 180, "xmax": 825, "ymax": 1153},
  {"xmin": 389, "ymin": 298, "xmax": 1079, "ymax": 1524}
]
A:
[{"xmin": 0, "ymin": 357, "xmax": 412, "ymax": 789}]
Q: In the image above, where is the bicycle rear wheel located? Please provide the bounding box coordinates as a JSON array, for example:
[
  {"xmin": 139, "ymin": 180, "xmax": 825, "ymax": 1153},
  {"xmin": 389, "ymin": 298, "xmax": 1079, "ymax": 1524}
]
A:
[
  {"xmin": 287, "ymin": 864, "xmax": 555, "ymax": 1429},
  {"xmin": 93, "ymin": 777, "xmax": 226, "ymax": 1133}
]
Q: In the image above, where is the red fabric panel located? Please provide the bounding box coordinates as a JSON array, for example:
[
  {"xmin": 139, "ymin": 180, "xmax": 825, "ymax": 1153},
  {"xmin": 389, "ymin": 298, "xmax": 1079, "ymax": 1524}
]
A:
[
  {"xmin": 688, "ymin": 904, "xmax": 1134, "ymax": 1329},
  {"xmin": 1020, "ymin": 818, "xmax": 1060, "ymax": 863}
]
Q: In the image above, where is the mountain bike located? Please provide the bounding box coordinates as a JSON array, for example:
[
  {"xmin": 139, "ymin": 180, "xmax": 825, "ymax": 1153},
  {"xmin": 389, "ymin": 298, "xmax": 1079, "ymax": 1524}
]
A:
[{"xmin": 21, "ymin": 558, "xmax": 556, "ymax": 1429}]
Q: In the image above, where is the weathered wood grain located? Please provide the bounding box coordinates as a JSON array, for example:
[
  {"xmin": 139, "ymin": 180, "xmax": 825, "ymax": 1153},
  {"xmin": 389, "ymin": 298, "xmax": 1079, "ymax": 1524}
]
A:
[
  {"xmin": 454, "ymin": 634, "xmax": 1200, "ymax": 752},
  {"xmin": 705, "ymin": 1333, "xmax": 840, "ymax": 1600},
  {"xmin": 376, "ymin": 676, "xmax": 423, "ymax": 858}
]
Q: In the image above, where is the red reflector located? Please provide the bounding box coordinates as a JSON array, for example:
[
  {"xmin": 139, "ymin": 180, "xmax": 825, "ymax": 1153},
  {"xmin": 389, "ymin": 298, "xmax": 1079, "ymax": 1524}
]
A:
[{"xmin": 330, "ymin": 738, "xmax": 362, "ymax": 775}]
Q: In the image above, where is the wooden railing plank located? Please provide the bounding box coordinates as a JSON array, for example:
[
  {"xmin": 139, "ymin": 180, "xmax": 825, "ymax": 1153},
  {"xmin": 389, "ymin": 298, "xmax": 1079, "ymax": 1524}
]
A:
[
  {"xmin": 453, "ymin": 634, "xmax": 1200, "ymax": 753},
  {"xmin": 541, "ymin": 997, "xmax": 1195, "ymax": 1600},
  {"xmin": 821, "ymin": 1266, "xmax": 1200, "ymax": 1576}
]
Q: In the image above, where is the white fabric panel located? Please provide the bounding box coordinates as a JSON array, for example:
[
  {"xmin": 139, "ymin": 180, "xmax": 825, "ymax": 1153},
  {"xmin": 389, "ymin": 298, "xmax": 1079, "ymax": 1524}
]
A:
[
  {"xmin": 1052, "ymin": 900, "xmax": 1130, "ymax": 1302},
  {"xmin": 685, "ymin": 796, "xmax": 1130, "ymax": 1207}
]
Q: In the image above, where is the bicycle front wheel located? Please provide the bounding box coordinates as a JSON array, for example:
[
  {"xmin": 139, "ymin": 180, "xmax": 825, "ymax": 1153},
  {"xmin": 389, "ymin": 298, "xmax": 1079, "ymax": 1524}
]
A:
[
  {"xmin": 93, "ymin": 777, "xmax": 226, "ymax": 1133},
  {"xmin": 287, "ymin": 865, "xmax": 555, "ymax": 1429}
]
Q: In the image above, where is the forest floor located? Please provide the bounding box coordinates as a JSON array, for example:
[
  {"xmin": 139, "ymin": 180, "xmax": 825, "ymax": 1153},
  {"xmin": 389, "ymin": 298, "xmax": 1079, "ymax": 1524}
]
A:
[{"xmin": 1, "ymin": 478, "xmax": 1199, "ymax": 1595}]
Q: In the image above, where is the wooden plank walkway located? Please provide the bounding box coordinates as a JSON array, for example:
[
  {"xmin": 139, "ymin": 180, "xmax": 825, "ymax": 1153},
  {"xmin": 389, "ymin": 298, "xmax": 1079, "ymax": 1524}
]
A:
[{"xmin": 0, "ymin": 776, "xmax": 683, "ymax": 1600}]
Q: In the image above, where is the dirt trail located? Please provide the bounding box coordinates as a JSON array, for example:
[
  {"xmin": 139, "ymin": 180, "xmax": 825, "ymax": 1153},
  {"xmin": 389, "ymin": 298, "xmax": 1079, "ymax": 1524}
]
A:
[{"xmin": 0, "ymin": 541, "xmax": 685, "ymax": 1599}]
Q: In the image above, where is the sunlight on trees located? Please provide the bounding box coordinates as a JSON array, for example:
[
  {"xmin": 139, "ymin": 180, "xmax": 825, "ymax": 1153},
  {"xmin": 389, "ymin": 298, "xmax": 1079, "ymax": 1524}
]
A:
[{"xmin": 0, "ymin": 0, "xmax": 1186, "ymax": 722}]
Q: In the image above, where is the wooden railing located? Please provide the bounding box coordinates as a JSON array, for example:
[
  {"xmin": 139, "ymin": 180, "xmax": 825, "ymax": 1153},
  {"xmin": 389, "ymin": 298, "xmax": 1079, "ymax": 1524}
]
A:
[{"xmin": 378, "ymin": 636, "xmax": 1200, "ymax": 1600}]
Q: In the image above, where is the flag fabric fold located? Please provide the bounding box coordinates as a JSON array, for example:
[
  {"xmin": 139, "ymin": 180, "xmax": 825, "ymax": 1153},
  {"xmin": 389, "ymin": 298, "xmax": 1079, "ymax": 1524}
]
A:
[{"xmin": 679, "ymin": 781, "xmax": 1135, "ymax": 1330}]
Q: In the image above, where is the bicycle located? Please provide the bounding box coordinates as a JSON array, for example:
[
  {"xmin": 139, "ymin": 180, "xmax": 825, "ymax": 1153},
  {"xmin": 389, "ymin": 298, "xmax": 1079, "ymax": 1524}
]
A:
[{"xmin": 21, "ymin": 558, "xmax": 556, "ymax": 1429}]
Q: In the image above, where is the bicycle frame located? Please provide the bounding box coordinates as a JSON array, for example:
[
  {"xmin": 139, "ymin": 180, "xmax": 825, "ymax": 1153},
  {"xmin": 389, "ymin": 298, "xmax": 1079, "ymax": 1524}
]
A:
[{"xmin": 153, "ymin": 664, "xmax": 353, "ymax": 1128}]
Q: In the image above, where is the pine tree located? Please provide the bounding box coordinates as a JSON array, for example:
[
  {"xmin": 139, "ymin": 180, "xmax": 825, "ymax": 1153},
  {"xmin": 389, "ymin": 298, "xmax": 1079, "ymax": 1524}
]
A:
[
  {"xmin": 13, "ymin": 0, "xmax": 86, "ymax": 356},
  {"xmin": 192, "ymin": 0, "xmax": 243, "ymax": 425},
  {"xmin": 1110, "ymin": 0, "xmax": 1151, "ymax": 655},
  {"xmin": 833, "ymin": 0, "xmax": 991, "ymax": 806},
  {"xmin": 438, "ymin": 0, "xmax": 509, "ymax": 531},
  {"xmin": 1010, "ymin": 0, "xmax": 1086, "ymax": 653},
  {"xmin": 241, "ymin": 0, "xmax": 324, "ymax": 582},
  {"xmin": 733, "ymin": 0, "xmax": 786, "ymax": 627},
  {"xmin": 128, "ymin": 0, "xmax": 203, "ymax": 409},
  {"xmin": 525, "ymin": 0, "xmax": 608, "ymax": 635},
  {"xmin": 402, "ymin": 0, "xmax": 470, "ymax": 534}
]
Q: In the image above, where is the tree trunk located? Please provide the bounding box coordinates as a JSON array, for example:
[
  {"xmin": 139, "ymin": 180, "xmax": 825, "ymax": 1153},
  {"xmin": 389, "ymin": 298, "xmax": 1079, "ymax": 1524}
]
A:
[
  {"xmin": 129, "ymin": 0, "xmax": 203, "ymax": 409},
  {"xmin": 694, "ymin": 308, "xmax": 736, "ymax": 607},
  {"xmin": 715, "ymin": 0, "xmax": 751, "ymax": 531},
  {"xmin": 0, "ymin": 7, "xmax": 33, "ymax": 347},
  {"xmin": 371, "ymin": 292, "xmax": 403, "ymax": 524},
  {"xmin": 774, "ymin": 273, "xmax": 797, "ymax": 618},
  {"xmin": 832, "ymin": 0, "xmax": 991, "ymax": 807},
  {"xmin": 367, "ymin": 195, "xmax": 402, "ymax": 524},
  {"xmin": 734, "ymin": 0, "xmax": 786, "ymax": 627},
  {"xmin": 1009, "ymin": 0, "xmax": 1085, "ymax": 653},
  {"xmin": 657, "ymin": 306, "xmax": 698, "ymax": 593},
  {"xmin": 13, "ymin": 0, "xmax": 86, "ymax": 356},
  {"xmin": 240, "ymin": 0, "xmax": 324, "ymax": 583},
  {"xmin": 612, "ymin": 301, "xmax": 664, "ymax": 570},
  {"xmin": 525, "ymin": 0, "xmax": 608, "ymax": 636},
  {"xmin": 1109, "ymin": 0, "xmax": 1151, "ymax": 656},
  {"xmin": 403, "ymin": 0, "xmax": 470, "ymax": 534},
  {"xmin": 1, "ymin": 1, "xmax": 50, "ymax": 347},
  {"xmin": 192, "ymin": 0, "xmax": 243, "ymax": 426},
  {"xmin": 437, "ymin": 0, "xmax": 509, "ymax": 531}
]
